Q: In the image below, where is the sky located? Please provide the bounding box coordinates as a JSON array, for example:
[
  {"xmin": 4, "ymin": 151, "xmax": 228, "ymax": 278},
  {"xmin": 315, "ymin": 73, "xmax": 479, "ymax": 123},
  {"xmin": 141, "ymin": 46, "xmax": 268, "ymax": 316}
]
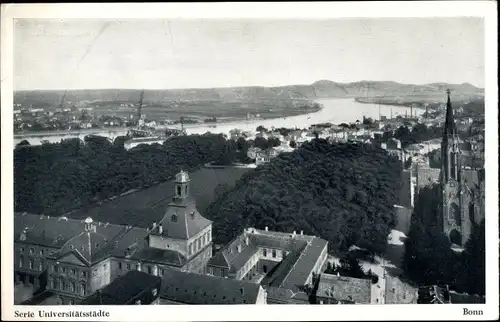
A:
[{"xmin": 14, "ymin": 18, "xmax": 485, "ymax": 90}]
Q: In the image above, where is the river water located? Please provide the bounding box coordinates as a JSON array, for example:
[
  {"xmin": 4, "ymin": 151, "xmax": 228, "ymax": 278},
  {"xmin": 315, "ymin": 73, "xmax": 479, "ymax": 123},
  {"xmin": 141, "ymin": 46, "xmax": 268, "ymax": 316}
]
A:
[
  {"xmin": 14, "ymin": 98, "xmax": 422, "ymax": 146},
  {"xmin": 172, "ymin": 98, "xmax": 422, "ymax": 135}
]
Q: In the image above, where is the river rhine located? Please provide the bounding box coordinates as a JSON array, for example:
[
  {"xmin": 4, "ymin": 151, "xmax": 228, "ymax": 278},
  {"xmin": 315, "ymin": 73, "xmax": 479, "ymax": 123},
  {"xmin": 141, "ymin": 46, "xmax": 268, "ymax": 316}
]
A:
[{"xmin": 14, "ymin": 98, "xmax": 422, "ymax": 146}]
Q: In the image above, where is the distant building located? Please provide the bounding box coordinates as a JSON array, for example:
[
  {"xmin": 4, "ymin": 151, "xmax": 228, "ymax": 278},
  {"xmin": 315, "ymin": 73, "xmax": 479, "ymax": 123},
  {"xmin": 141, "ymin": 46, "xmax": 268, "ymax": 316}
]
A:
[
  {"xmin": 124, "ymin": 137, "xmax": 165, "ymax": 150},
  {"xmin": 159, "ymin": 269, "xmax": 267, "ymax": 304},
  {"xmin": 316, "ymin": 273, "xmax": 371, "ymax": 304},
  {"xmin": 80, "ymin": 271, "xmax": 161, "ymax": 305}
]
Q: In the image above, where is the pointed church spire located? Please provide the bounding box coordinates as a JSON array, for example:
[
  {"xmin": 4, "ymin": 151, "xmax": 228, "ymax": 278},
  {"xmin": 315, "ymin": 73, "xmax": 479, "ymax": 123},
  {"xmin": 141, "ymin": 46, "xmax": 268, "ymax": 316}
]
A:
[{"xmin": 444, "ymin": 89, "xmax": 456, "ymax": 136}]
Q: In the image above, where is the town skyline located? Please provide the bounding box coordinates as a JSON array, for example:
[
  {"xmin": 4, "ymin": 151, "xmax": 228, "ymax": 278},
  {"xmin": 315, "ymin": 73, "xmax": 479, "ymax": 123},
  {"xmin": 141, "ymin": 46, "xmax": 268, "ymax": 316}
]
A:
[{"xmin": 15, "ymin": 18, "xmax": 485, "ymax": 91}]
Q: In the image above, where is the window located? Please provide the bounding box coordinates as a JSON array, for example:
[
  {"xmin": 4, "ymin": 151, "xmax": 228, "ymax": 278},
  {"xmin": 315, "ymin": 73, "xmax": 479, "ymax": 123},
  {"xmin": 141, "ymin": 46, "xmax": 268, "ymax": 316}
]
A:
[
  {"xmin": 176, "ymin": 186, "xmax": 181, "ymax": 196},
  {"xmin": 272, "ymin": 249, "xmax": 277, "ymax": 258},
  {"xmin": 59, "ymin": 278, "xmax": 65, "ymax": 290},
  {"xmin": 135, "ymin": 300, "xmax": 142, "ymax": 305},
  {"xmin": 148, "ymin": 266, "xmax": 152, "ymax": 274},
  {"xmin": 92, "ymin": 269, "xmax": 98, "ymax": 277},
  {"xmin": 39, "ymin": 260, "xmax": 44, "ymax": 271},
  {"xmin": 80, "ymin": 283, "xmax": 86, "ymax": 296},
  {"xmin": 119, "ymin": 262, "xmax": 123, "ymax": 270},
  {"xmin": 40, "ymin": 249, "xmax": 44, "ymax": 256},
  {"xmin": 208, "ymin": 267, "xmax": 214, "ymax": 275},
  {"xmin": 49, "ymin": 278, "xmax": 54, "ymax": 289},
  {"xmin": 71, "ymin": 269, "xmax": 76, "ymax": 276},
  {"xmin": 136, "ymin": 265, "xmax": 140, "ymax": 271},
  {"xmin": 197, "ymin": 238, "xmax": 201, "ymax": 250},
  {"xmin": 171, "ymin": 214, "xmax": 178, "ymax": 222},
  {"xmin": 29, "ymin": 260, "xmax": 34, "ymax": 270},
  {"xmin": 29, "ymin": 248, "xmax": 34, "ymax": 255},
  {"xmin": 159, "ymin": 268, "xmax": 164, "ymax": 276},
  {"xmin": 263, "ymin": 249, "xmax": 267, "ymax": 257},
  {"xmin": 20, "ymin": 246, "xmax": 24, "ymax": 253},
  {"xmin": 185, "ymin": 186, "xmax": 188, "ymax": 194},
  {"xmin": 126, "ymin": 263, "xmax": 131, "ymax": 270},
  {"xmin": 189, "ymin": 243, "xmax": 193, "ymax": 255},
  {"xmin": 68, "ymin": 300, "xmax": 74, "ymax": 305},
  {"xmin": 263, "ymin": 265, "xmax": 268, "ymax": 273},
  {"xmin": 59, "ymin": 266, "xmax": 65, "ymax": 274},
  {"xmin": 19, "ymin": 255, "xmax": 24, "ymax": 268},
  {"xmin": 69, "ymin": 281, "xmax": 75, "ymax": 293},
  {"xmin": 81, "ymin": 271, "xmax": 87, "ymax": 279},
  {"xmin": 103, "ymin": 264, "xmax": 108, "ymax": 271}
]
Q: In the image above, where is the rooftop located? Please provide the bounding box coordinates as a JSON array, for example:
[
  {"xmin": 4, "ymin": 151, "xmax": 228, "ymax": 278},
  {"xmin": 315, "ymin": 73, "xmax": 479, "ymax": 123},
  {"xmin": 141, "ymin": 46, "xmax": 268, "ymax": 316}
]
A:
[
  {"xmin": 80, "ymin": 271, "xmax": 161, "ymax": 305},
  {"xmin": 317, "ymin": 273, "xmax": 371, "ymax": 304},
  {"xmin": 160, "ymin": 269, "xmax": 262, "ymax": 304}
]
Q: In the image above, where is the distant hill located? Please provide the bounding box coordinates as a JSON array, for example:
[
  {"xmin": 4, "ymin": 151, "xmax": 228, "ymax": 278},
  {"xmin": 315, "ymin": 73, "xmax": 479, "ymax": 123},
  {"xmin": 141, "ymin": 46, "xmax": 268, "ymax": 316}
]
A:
[{"xmin": 14, "ymin": 81, "xmax": 484, "ymax": 108}]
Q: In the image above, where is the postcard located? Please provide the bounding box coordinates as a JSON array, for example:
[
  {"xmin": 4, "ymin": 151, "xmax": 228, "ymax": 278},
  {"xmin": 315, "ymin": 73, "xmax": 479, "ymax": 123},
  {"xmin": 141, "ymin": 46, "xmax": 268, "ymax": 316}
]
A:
[{"xmin": 1, "ymin": 2, "xmax": 498, "ymax": 321}]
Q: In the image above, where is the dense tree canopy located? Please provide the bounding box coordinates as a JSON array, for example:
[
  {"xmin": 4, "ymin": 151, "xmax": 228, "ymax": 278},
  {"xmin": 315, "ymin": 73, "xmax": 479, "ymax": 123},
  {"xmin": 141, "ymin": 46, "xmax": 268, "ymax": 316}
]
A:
[
  {"xmin": 14, "ymin": 134, "xmax": 234, "ymax": 215},
  {"xmin": 205, "ymin": 139, "xmax": 403, "ymax": 255}
]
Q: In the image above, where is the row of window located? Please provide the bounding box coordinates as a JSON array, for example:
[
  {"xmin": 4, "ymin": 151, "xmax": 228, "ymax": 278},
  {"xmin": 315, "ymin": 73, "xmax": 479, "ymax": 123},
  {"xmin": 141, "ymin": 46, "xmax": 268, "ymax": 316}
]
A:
[
  {"xmin": 49, "ymin": 264, "xmax": 88, "ymax": 279},
  {"xmin": 118, "ymin": 262, "xmax": 168, "ymax": 276},
  {"xmin": 188, "ymin": 231, "xmax": 211, "ymax": 256},
  {"xmin": 18, "ymin": 255, "xmax": 45, "ymax": 271},
  {"xmin": 48, "ymin": 277, "xmax": 87, "ymax": 297},
  {"xmin": 262, "ymin": 248, "xmax": 282, "ymax": 258},
  {"xmin": 19, "ymin": 246, "xmax": 46, "ymax": 256}
]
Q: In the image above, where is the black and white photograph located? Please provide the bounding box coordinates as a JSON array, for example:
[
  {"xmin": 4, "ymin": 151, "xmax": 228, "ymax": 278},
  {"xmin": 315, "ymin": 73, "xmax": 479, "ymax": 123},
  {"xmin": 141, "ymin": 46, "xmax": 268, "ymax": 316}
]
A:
[{"xmin": 1, "ymin": 2, "xmax": 498, "ymax": 321}]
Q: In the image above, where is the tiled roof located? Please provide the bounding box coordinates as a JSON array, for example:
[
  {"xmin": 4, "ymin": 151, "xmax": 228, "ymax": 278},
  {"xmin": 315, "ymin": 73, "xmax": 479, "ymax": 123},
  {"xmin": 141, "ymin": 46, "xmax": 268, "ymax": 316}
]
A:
[
  {"xmin": 279, "ymin": 237, "xmax": 327, "ymax": 291},
  {"xmin": 261, "ymin": 251, "xmax": 302, "ymax": 287},
  {"xmin": 152, "ymin": 198, "xmax": 212, "ymax": 240},
  {"xmin": 130, "ymin": 247, "xmax": 186, "ymax": 267},
  {"xmin": 15, "ymin": 213, "xmax": 149, "ymax": 265},
  {"xmin": 265, "ymin": 286, "xmax": 310, "ymax": 304},
  {"xmin": 416, "ymin": 167, "xmax": 440, "ymax": 190},
  {"xmin": 80, "ymin": 271, "xmax": 161, "ymax": 305},
  {"xmin": 207, "ymin": 251, "xmax": 230, "ymax": 268},
  {"xmin": 317, "ymin": 273, "xmax": 371, "ymax": 304},
  {"xmin": 160, "ymin": 270, "xmax": 262, "ymax": 304}
]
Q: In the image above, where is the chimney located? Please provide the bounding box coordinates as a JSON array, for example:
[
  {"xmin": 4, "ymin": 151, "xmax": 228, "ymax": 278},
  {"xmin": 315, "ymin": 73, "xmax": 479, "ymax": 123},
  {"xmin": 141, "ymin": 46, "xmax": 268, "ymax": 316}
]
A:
[
  {"xmin": 158, "ymin": 224, "xmax": 163, "ymax": 234},
  {"xmin": 265, "ymin": 226, "xmax": 268, "ymax": 231},
  {"xmin": 292, "ymin": 231, "xmax": 296, "ymax": 238},
  {"xmin": 152, "ymin": 222, "xmax": 157, "ymax": 230},
  {"xmin": 300, "ymin": 230, "xmax": 303, "ymax": 236}
]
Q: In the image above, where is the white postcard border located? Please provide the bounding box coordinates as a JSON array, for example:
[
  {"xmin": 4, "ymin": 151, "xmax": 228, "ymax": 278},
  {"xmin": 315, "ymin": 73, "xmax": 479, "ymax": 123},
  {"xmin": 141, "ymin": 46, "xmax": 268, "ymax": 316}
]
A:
[{"xmin": 1, "ymin": 2, "xmax": 498, "ymax": 321}]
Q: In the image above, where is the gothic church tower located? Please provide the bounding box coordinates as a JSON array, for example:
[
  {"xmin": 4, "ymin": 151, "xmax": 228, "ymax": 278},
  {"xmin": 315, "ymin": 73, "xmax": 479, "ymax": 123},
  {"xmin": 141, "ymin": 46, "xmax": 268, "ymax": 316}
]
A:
[{"xmin": 440, "ymin": 89, "xmax": 464, "ymax": 245}]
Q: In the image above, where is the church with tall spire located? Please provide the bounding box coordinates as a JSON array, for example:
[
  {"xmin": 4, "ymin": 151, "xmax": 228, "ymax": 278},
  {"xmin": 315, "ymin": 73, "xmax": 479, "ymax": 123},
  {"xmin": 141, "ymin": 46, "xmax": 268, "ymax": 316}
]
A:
[{"xmin": 438, "ymin": 89, "xmax": 485, "ymax": 246}]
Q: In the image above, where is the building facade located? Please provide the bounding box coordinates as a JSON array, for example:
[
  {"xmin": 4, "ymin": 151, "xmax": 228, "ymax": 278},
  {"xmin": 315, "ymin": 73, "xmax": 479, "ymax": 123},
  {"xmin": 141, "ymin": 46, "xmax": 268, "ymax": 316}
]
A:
[
  {"xmin": 14, "ymin": 170, "xmax": 213, "ymax": 305},
  {"xmin": 438, "ymin": 90, "xmax": 485, "ymax": 246}
]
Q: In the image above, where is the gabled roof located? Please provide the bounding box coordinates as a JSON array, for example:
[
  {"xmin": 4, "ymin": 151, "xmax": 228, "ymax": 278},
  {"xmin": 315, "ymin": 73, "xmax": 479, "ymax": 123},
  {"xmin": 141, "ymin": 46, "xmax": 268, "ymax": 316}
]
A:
[
  {"xmin": 160, "ymin": 269, "xmax": 262, "ymax": 304},
  {"xmin": 317, "ymin": 273, "xmax": 371, "ymax": 304},
  {"xmin": 207, "ymin": 251, "xmax": 230, "ymax": 269},
  {"xmin": 151, "ymin": 197, "xmax": 212, "ymax": 240},
  {"xmin": 15, "ymin": 213, "xmax": 150, "ymax": 266},
  {"xmin": 81, "ymin": 271, "xmax": 161, "ymax": 305}
]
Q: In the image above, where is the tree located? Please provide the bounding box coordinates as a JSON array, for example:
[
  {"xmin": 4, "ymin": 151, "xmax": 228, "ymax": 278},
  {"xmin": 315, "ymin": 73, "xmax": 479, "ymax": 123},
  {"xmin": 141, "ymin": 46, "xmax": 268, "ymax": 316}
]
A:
[
  {"xmin": 268, "ymin": 137, "xmax": 281, "ymax": 148},
  {"xmin": 256, "ymin": 125, "xmax": 268, "ymax": 132},
  {"xmin": 254, "ymin": 137, "xmax": 269, "ymax": 150},
  {"xmin": 16, "ymin": 140, "xmax": 31, "ymax": 147},
  {"xmin": 205, "ymin": 139, "xmax": 402, "ymax": 255}
]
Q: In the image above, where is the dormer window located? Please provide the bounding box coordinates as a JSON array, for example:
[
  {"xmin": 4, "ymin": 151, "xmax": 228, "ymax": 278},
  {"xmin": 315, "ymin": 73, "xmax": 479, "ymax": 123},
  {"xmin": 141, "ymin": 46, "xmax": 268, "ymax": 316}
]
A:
[{"xmin": 171, "ymin": 214, "xmax": 178, "ymax": 222}]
